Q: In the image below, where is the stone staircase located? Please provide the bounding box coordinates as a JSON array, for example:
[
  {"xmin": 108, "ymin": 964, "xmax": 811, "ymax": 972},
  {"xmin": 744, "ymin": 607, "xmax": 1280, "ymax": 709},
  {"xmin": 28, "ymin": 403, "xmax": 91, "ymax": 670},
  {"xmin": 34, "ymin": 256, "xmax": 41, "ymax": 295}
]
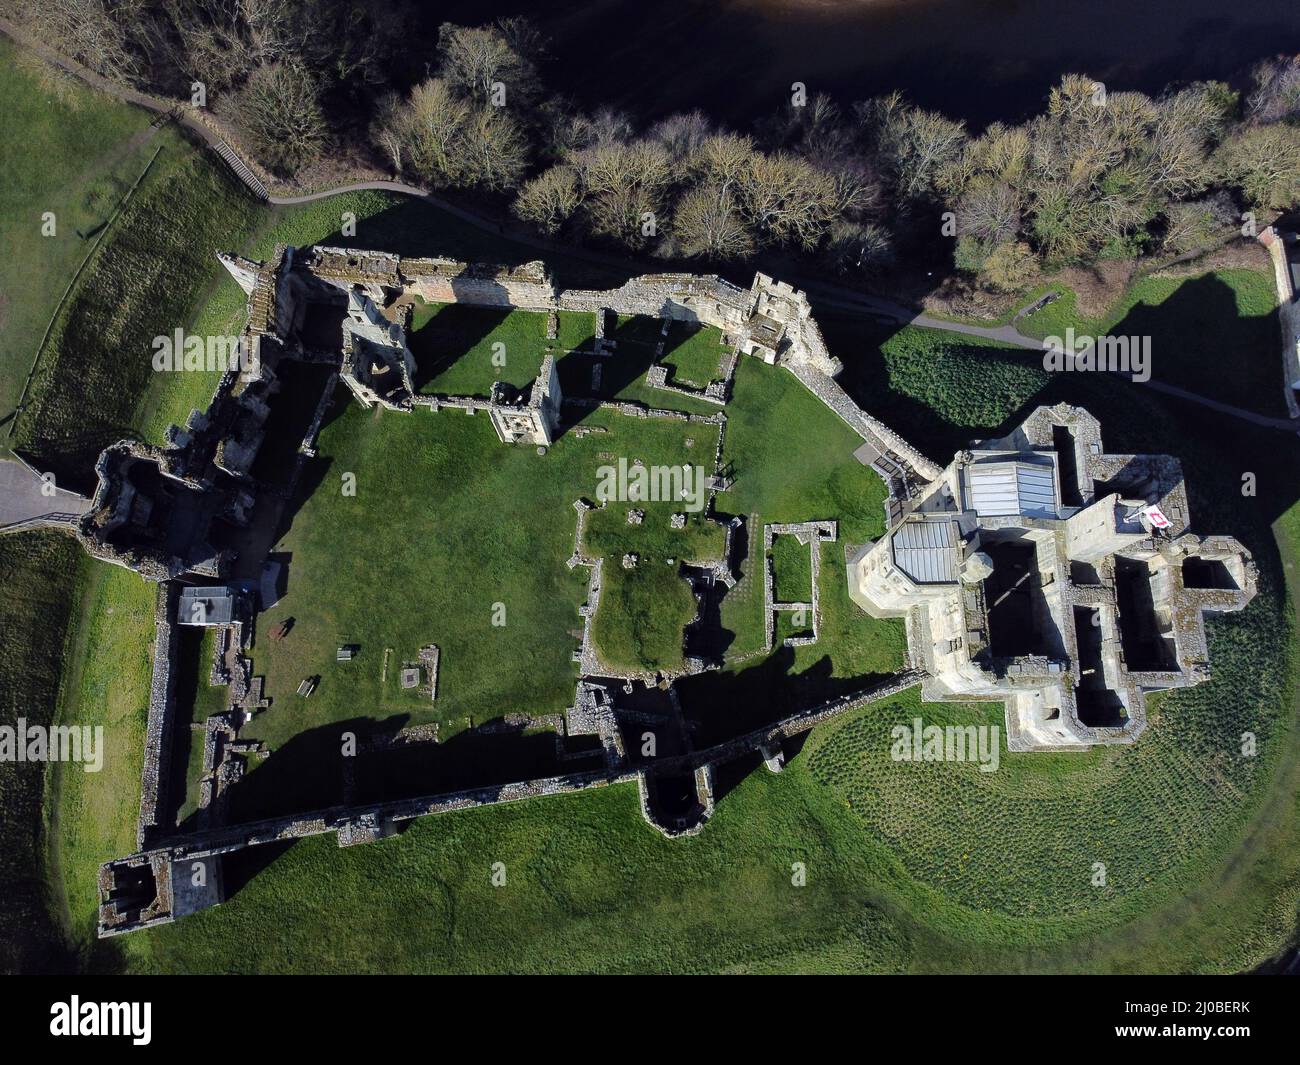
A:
[{"xmin": 211, "ymin": 140, "xmax": 269, "ymax": 201}]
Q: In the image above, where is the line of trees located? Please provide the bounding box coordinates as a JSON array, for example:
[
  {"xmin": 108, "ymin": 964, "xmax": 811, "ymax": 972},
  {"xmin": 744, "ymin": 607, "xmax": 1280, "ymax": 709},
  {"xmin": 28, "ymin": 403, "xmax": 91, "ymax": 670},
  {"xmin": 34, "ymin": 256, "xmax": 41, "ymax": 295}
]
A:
[
  {"xmin": 364, "ymin": 19, "xmax": 1300, "ymax": 288},
  {"xmin": 11, "ymin": 3, "xmax": 1300, "ymax": 292}
]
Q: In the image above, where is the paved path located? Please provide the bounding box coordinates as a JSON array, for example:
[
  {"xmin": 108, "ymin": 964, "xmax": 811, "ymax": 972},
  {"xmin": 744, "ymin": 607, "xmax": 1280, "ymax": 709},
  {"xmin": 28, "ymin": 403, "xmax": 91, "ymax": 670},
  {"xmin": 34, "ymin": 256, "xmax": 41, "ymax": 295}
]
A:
[{"xmin": 0, "ymin": 458, "xmax": 89, "ymax": 530}]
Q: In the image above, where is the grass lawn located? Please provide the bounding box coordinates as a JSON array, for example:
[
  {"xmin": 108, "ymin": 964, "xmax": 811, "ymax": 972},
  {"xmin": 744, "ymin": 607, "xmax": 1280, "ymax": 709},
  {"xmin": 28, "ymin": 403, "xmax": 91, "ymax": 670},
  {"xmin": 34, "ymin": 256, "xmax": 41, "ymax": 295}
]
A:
[
  {"xmin": 771, "ymin": 533, "xmax": 813, "ymax": 603},
  {"xmin": 585, "ymin": 499, "xmax": 725, "ymax": 673},
  {"xmin": 409, "ymin": 302, "xmax": 548, "ymax": 396},
  {"xmin": 12, "ymin": 135, "xmax": 264, "ymax": 486},
  {"xmin": 1016, "ymin": 268, "xmax": 1284, "ymax": 417},
  {"xmin": 0, "ymin": 40, "xmax": 155, "ymax": 429},
  {"xmin": 0, "ymin": 532, "xmax": 82, "ymax": 973},
  {"xmin": 44, "ymin": 554, "xmax": 157, "ymax": 969},
  {"xmin": 237, "ymin": 392, "xmax": 723, "ymax": 776},
  {"xmin": 660, "ymin": 322, "xmax": 728, "ymax": 388},
  {"xmin": 557, "ymin": 319, "xmax": 727, "ymax": 416}
]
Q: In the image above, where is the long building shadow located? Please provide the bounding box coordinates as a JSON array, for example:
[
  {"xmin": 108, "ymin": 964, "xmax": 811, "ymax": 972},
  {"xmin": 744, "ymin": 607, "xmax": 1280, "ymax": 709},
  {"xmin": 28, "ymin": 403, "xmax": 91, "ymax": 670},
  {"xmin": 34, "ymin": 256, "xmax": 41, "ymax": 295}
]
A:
[
  {"xmin": 183, "ymin": 709, "xmax": 607, "ymax": 832},
  {"xmin": 408, "ymin": 303, "xmax": 512, "ymax": 395}
]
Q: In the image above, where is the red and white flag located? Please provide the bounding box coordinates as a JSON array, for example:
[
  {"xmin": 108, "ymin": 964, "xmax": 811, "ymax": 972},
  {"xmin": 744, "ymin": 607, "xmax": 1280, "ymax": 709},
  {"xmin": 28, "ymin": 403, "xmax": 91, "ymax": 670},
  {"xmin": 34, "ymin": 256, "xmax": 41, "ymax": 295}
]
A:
[{"xmin": 1141, "ymin": 503, "xmax": 1172, "ymax": 529}]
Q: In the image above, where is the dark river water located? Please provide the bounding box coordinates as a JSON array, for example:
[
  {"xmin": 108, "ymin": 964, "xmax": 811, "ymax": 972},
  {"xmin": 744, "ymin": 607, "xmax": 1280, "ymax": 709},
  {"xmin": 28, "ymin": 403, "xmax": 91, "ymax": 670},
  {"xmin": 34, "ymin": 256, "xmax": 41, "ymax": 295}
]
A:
[{"xmin": 434, "ymin": 0, "xmax": 1300, "ymax": 128}]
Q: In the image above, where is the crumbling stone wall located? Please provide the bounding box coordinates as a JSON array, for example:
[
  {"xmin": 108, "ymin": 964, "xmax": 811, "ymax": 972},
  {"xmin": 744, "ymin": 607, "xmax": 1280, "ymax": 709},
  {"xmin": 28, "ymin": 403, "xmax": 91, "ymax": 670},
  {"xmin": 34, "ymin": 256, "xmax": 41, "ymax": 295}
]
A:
[{"xmin": 138, "ymin": 582, "xmax": 181, "ymax": 849}]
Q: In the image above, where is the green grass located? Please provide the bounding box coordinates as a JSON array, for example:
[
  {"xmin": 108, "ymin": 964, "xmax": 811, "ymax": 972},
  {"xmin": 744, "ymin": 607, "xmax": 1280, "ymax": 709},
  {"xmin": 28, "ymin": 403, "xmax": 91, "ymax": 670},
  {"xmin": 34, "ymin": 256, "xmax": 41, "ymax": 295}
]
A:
[
  {"xmin": 586, "ymin": 501, "xmax": 725, "ymax": 673},
  {"xmin": 409, "ymin": 302, "xmax": 548, "ymax": 397},
  {"xmin": 108, "ymin": 760, "xmax": 913, "ymax": 974},
  {"xmin": 0, "ymin": 532, "xmax": 82, "ymax": 973},
  {"xmin": 0, "ymin": 40, "xmax": 155, "ymax": 426},
  {"xmin": 47, "ymin": 559, "xmax": 155, "ymax": 966},
  {"xmin": 13, "ymin": 137, "xmax": 263, "ymax": 483},
  {"xmin": 243, "ymin": 397, "xmax": 722, "ymax": 758},
  {"xmin": 1016, "ymin": 268, "xmax": 1284, "ymax": 417},
  {"xmin": 556, "ymin": 319, "xmax": 728, "ymax": 416},
  {"xmin": 660, "ymin": 322, "xmax": 727, "ymax": 388},
  {"xmin": 771, "ymin": 533, "xmax": 813, "ymax": 603}
]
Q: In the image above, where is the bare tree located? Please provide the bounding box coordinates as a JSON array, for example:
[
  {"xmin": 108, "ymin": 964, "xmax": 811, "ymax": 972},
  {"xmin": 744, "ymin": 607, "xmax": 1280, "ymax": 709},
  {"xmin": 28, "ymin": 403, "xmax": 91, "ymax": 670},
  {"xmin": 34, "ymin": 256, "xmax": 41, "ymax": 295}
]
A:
[
  {"xmin": 36, "ymin": 0, "xmax": 140, "ymax": 80},
  {"xmin": 672, "ymin": 184, "xmax": 755, "ymax": 260},
  {"xmin": 154, "ymin": 0, "xmax": 250, "ymax": 92},
  {"xmin": 560, "ymin": 107, "xmax": 636, "ymax": 153},
  {"xmin": 957, "ymin": 181, "xmax": 1021, "ymax": 244},
  {"xmin": 825, "ymin": 219, "xmax": 894, "ymax": 274},
  {"xmin": 689, "ymin": 132, "xmax": 756, "ymax": 194},
  {"xmin": 460, "ymin": 104, "xmax": 530, "ymax": 191},
  {"xmin": 570, "ymin": 139, "xmax": 674, "ymax": 248},
  {"xmin": 436, "ymin": 20, "xmax": 540, "ymax": 106},
  {"xmin": 737, "ymin": 151, "xmax": 837, "ymax": 250},
  {"xmin": 650, "ymin": 111, "xmax": 713, "ymax": 160},
  {"xmin": 513, "ymin": 166, "xmax": 583, "ymax": 234},
  {"xmin": 389, "ymin": 77, "xmax": 471, "ymax": 187},
  {"xmin": 1162, "ymin": 192, "xmax": 1237, "ymax": 256},
  {"xmin": 371, "ymin": 91, "xmax": 407, "ymax": 174},
  {"xmin": 1214, "ymin": 124, "xmax": 1300, "ymax": 210},
  {"xmin": 235, "ymin": 58, "xmax": 327, "ymax": 175},
  {"xmin": 819, "ymin": 154, "xmax": 884, "ymax": 220},
  {"xmin": 863, "ymin": 96, "xmax": 967, "ymax": 203},
  {"xmin": 1246, "ymin": 56, "xmax": 1300, "ymax": 126}
]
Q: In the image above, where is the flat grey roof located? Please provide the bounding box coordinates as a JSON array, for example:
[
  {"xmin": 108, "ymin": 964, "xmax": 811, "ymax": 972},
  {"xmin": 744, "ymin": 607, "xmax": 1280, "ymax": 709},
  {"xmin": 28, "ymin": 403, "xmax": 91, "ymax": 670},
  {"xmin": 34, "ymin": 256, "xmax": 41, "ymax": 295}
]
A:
[
  {"xmin": 891, "ymin": 519, "xmax": 961, "ymax": 584},
  {"xmin": 178, "ymin": 585, "xmax": 235, "ymax": 626},
  {"xmin": 966, "ymin": 459, "xmax": 1057, "ymax": 518}
]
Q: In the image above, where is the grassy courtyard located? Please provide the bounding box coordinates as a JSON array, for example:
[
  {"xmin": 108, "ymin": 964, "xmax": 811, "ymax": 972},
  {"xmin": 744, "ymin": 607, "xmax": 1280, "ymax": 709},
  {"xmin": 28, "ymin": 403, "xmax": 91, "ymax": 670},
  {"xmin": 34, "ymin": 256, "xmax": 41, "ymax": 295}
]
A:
[
  {"xmin": 236, "ymin": 390, "xmax": 719, "ymax": 763},
  {"xmin": 771, "ymin": 533, "xmax": 814, "ymax": 603}
]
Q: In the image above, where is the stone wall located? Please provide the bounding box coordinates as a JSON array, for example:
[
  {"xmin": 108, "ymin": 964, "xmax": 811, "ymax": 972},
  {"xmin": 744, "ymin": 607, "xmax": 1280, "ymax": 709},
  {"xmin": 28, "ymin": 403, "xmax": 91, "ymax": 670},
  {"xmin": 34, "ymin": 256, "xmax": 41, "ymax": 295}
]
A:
[{"xmin": 138, "ymin": 582, "xmax": 181, "ymax": 849}]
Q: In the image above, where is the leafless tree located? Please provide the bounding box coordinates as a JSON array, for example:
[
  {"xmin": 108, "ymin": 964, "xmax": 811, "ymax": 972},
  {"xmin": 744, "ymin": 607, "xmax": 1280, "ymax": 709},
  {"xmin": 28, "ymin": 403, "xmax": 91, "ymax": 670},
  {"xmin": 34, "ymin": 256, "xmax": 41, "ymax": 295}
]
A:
[
  {"xmin": 513, "ymin": 165, "xmax": 582, "ymax": 234},
  {"xmin": 672, "ymin": 183, "xmax": 755, "ymax": 260},
  {"xmin": 1214, "ymin": 124, "xmax": 1300, "ymax": 210},
  {"xmin": 460, "ymin": 104, "xmax": 530, "ymax": 191},
  {"xmin": 957, "ymin": 181, "xmax": 1021, "ymax": 244},
  {"xmin": 35, "ymin": 0, "xmax": 141, "ymax": 81},
  {"xmin": 862, "ymin": 95, "xmax": 967, "ymax": 203},
  {"xmin": 736, "ymin": 151, "xmax": 837, "ymax": 250},
  {"xmin": 235, "ymin": 58, "xmax": 328, "ymax": 175},
  {"xmin": 1162, "ymin": 192, "xmax": 1237, "ymax": 256},
  {"xmin": 689, "ymin": 132, "xmax": 756, "ymax": 194},
  {"xmin": 387, "ymin": 77, "xmax": 471, "ymax": 187},
  {"xmin": 650, "ymin": 111, "xmax": 713, "ymax": 160},
  {"xmin": 436, "ymin": 19, "xmax": 541, "ymax": 106},
  {"xmin": 1246, "ymin": 56, "xmax": 1300, "ymax": 126},
  {"xmin": 569, "ymin": 139, "xmax": 674, "ymax": 247},
  {"xmin": 825, "ymin": 219, "xmax": 894, "ymax": 274}
]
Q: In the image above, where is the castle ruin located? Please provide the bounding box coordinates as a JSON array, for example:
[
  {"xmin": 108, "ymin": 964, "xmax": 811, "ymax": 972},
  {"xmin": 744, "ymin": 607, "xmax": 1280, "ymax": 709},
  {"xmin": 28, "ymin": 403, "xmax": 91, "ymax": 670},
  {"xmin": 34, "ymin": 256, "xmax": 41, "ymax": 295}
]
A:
[{"xmin": 68, "ymin": 245, "xmax": 1255, "ymax": 936}]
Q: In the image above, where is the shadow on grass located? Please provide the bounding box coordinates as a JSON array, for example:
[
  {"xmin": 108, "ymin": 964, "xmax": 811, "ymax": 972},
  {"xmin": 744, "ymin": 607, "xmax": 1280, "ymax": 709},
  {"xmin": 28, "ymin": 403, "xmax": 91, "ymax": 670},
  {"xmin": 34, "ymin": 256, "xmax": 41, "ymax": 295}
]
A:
[
  {"xmin": 408, "ymin": 303, "xmax": 511, "ymax": 395},
  {"xmin": 181, "ymin": 710, "xmax": 605, "ymax": 833}
]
